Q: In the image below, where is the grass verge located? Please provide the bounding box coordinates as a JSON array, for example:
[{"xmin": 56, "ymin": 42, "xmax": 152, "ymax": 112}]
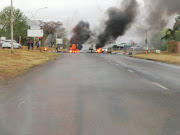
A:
[
  {"xmin": 0, "ymin": 46, "xmax": 58, "ymax": 81},
  {"xmin": 111, "ymin": 50, "xmax": 124, "ymax": 53},
  {"xmin": 132, "ymin": 52, "xmax": 180, "ymax": 65}
]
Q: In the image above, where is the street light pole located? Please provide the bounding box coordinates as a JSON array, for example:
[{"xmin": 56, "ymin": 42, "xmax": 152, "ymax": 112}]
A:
[
  {"xmin": 34, "ymin": 7, "xmax": 48, "ymax": 20},
  {"xmin": 146, "ymin": 29, "xmax": 148, "ymax": 48},
  {"xmin": 55, "ymin": 31, "xmax": 67, "ymax": 52},
  {"xmin": 11, "ymin": 0, "xmax": 14, "ymax": 54},
  {"xmin": 24, "ymin": 10, "xmax": 35, "ymax": 20}
]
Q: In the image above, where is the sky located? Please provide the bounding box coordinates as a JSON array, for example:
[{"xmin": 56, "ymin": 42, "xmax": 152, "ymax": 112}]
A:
[
  {"xmin": 0, "ymin": 0, "xmax": 125, "ymax": 40},
  {"xmin": 0, "ymin": 0, "xmax": 175, "ymax": 44},
  {"xmin": 0, "ymin": 0, "xmax": 120, "ymax": 21}
]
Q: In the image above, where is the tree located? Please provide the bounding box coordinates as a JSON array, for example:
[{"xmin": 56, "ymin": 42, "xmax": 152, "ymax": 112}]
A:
[
  {"xmin": 152, "ymin": 29, "xmax": 168, "ymax": 51},
  {"xmin": 175, "ymin": 12, "xmax": 180, "ymax": 24},
  {"xmin": 161, "ymin": 12, "xmax": 180, "ymax": 41},
  {"xmin": 43, "ymin": 21, "xmax": 62, "ymax": 35},
  {"xmin": 161, "ymin": 29, "xmax": 176, "ymax": 41},
  {"xmin": 43, "ymin": 21, "xmax": 66, "ymax": 47},
  {"xmin": 0, "ymin": 7, "xmax": 28, "ymax": 44}
]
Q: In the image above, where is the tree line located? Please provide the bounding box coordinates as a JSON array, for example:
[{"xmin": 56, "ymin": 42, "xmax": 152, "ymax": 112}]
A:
[
  {"xmin": 152, "ymin": 13, "xmax": 180, "ymax": 51},
  {"xmin": 0, "ymin": 6, "xmax": 68, "ymax": 46}
]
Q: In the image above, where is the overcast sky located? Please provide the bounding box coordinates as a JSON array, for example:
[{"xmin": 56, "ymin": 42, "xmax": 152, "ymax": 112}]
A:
[
  {"xmin": 0, "ymin": 0, "xmax": 121, "ymax": 21},
  {"xmin": 0, "ymin": 0, "xmax": 175, "ymax": 43}
]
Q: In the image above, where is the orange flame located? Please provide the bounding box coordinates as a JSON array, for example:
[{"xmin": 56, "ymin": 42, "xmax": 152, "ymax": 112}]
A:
[
  {"xmin": 69, "ymin": 44, "xmax": 80, "ymax": 53},
  {"xmin": 44, "ymin": 47, "xmax": 48, "ymax": 51},
  {"xmin": 96, "ymin": 48, "xmax": 102, "ymax": 53}
]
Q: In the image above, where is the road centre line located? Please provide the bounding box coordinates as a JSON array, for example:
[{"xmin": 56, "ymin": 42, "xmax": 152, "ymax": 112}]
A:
[
  {"xmin": 128, "ymin": 69, "xmax": 134, "ymax": 73},
  {"xmin": 152, "ymin": 82, "xmax": 169, "ymax": 90}
]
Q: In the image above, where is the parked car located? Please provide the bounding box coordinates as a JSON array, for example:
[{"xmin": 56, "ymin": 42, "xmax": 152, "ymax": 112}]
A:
[
  {"xmin": 131, "ymin": 45, "xmax": 142, "ymax": 51},
  {"xmin": 2, "ymin": 40, "xmax": 21, "ymax": 49},
  {"xmin": 102, "ymin": 48, "xmax": 108, "ymax": 53},
  {"xmin": 0, "ymin": 37, "xmax": 6, "ymax": 47},
  {"xmin": 0, "ymin": 41, "xmax": 5, "ymax": 47},
  {"xmin": 142, "ymin": 46, "xmax": 155, "ymax": 51}
]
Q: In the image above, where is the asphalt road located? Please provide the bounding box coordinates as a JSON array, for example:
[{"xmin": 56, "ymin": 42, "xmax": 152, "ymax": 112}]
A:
[{"xmin": 0, "ymin": 53, "xmax": 180, "ymax": 135}]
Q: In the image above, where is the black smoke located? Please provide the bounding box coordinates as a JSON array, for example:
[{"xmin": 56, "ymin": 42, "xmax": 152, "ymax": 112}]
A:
[
  {"xmin": 97, "ymin": 0, "xmax": 138, "ymax": 48},
  {"xmin": 70, "ymin": 21, "xmax": 91, "ymax": 50},
  {"xmin": 144, "ymin": 0, "xmax": 180, "ymax": 31}
]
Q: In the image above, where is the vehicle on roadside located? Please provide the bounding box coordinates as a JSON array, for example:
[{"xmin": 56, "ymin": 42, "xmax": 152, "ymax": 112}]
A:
[
  {"xmin": 131, "ymin": 45, "xmax": 142, "ymax": 51},
  {"xmin": 1, "ymin": 40, "xmax": 21, "ymax": 49},
  {"xmin": 102, "ymin": 48, "xmax": 108, "ymax": 53},
  {"xmin": 0, "ymin": 41, "xmax": 5, "ymax": 47},
  {"xmin": 142, "ymin": 46, "xmax": 155, "ymax": 51},
  {"xmin": 0, "ymin": 37, "xmax": 6, "ymax": 47},
  {"xmin": 87, "ymin": 49, "xmax": 95, "ymax": 53}
]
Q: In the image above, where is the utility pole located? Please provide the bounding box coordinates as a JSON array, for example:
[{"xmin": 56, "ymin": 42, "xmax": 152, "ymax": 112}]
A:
[
  {"xmin": 55, "ymin": 31, "xmax": 67, "ymax": 52},
  {"xmin": 41, "ymin": 37, "xmax": 43, "ymax": 52},
  {"xmin": 55, "ymin": 33, "xmax": 57, "ymax": 52},
  {"xmin": 19, "ymin": 36, "xmax": 21, "ymax": 45},
  {"xmin": 146, "ymin": 29, "xmax": 148, "ymax": 48},
  {"xmin": 145, "ymin": 29, "xmax": 150, "ymax": 52},
  {"xmin": 11, "ymin": 0, "xmax": 14, "ymax": 54},
  {"xmin": 67, "ymin": 18, "xmax": 69, "ymax": 39}
]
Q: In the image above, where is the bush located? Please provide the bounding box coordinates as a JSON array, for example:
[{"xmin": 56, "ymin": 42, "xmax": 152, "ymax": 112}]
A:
[
  {"xmin": 161, "ymin": 45, "xmax": 168, "ymax": 51},
  {"xmin": 176, "ymin": 31, "xmax": 180, "ymax": 41}
]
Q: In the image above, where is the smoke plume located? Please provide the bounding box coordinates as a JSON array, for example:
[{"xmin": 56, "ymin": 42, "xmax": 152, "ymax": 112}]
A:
[
  {"xmin": 70, "ymin": 21, "xmax": 91, "ymax": 50},
  {"xmin": 144, "ymin": 0, "xmax": 180, "ymax": 31},
  {"xmin": 97, "ymin": 0, "xmax": 138, "ymax": 48}
]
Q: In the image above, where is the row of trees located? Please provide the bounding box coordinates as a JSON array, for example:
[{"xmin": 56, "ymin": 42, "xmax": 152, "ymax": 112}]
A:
[
  {"xmin": 162, "ymin": 13, "xmax": 180, "ymax": 41},
  {"xmin": 152, "ymin": 12, "xmax": 180, "ymax": 51},
  {"xmin": 0, "ymin": 6, "xmax": 69, "ymax": 47},
  {"xmin": 0, "ymin": 7, "xmax": 28, "ymax": 44}
]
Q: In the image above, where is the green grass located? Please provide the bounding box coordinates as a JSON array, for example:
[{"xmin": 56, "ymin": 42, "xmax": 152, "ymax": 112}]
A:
[
  {"xmin": 132, "ymin": 52, "xmax": 180, "ymax": 65},
  {"xmin": 0, "ymin": 46, "xmax": 58, "ymax": 81}
]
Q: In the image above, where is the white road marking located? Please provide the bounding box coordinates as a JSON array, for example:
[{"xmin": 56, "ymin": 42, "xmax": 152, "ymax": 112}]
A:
[
  {"xmin": 115, "ymin": 64, "xmax": 119, "ymax": 66},
  {"xmin": 153, "ymin": 82, "xmax": 169, "ymax": 90},
  {"xmin": 128, "ymin": 69, "xmax": 134, "ymax": 73}
]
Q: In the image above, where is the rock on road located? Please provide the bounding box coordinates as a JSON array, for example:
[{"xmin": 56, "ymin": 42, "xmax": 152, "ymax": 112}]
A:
[{"xmin": 0, "ymin": 53, "xmax": 180, "ymax": 135}]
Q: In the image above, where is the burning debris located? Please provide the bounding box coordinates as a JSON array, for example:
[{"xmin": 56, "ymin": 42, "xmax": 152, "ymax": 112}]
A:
[
  {"xmin": 97, "ymin": 0, "xmax": 138, "ymax": 48},
  {"xmin": 95, "ymin": 48, "xmax": 102, "ymax": 53},
  {"xmin": 70, "ymin": 0, "xmax": 138, "ymax": 53},
  {"xmin": 70, "ymin": 21, "xmax": 91, "ymax": 50},
  {"xmin": 69, "ymin": 44, "xmax": 80, "ymax": 53}
]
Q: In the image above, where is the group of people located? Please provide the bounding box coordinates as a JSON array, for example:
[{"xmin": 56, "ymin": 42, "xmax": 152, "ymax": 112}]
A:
[{"xmin": 27, "ymin": 40, "xmax": 40, "ymax": 50}]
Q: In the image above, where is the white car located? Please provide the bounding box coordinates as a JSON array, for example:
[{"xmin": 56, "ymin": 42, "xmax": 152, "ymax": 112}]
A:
[
  {"xmin": 2, "ymin": 40, "xmax": 21, "ymax": 49},
  {"xmin": 102, "ymin": 48, "xmax": 108, "ymax": 52},
  {"xmin": 131, "ymin": 45, "xmax": 142, "ymax": 51}
]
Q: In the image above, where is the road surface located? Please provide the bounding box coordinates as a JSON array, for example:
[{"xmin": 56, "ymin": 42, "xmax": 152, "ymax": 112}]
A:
[{"xmin": 0, "ymin": 53, "xmax": 180, "ymax": 135}]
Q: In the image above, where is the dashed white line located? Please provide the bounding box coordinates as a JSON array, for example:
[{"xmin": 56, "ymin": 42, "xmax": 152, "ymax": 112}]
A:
[
  {"xmin": 115, "ymin": 64, "xmax": 119, "ymax": 66},
  {"xmin": 153, "ymin": 82, "xmax": 169, "ymax": 90},
  {"xmin": 128, "ymin": 69, "xmax": 134, "ymax": 73}
]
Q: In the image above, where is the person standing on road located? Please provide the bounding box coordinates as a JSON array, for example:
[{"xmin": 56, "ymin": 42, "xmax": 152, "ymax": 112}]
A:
[
  {"xmin": 29, "ymin": 40, "xmax": 32, "ymax": 50},
  {"xmin": 31, "ymin": 41, "xmax": 34, "ymax": 50},
  {"xmin": 27, "ymin": 40, "xmax": 30, "ymax": 50},
  {"xmin": 37, "ymin": 42, "xmax": 39, "ymax": 49}
]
